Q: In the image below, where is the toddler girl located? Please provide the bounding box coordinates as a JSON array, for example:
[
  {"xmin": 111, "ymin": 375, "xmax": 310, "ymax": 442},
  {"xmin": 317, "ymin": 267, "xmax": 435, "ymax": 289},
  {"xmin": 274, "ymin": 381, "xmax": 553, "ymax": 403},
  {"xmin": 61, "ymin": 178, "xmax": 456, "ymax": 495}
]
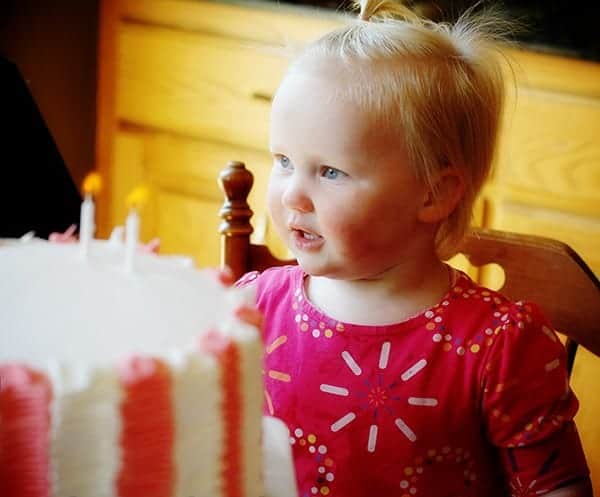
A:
[{"xmin": 237, "ymin": 1, "xmax": 591, "ymax": 495}]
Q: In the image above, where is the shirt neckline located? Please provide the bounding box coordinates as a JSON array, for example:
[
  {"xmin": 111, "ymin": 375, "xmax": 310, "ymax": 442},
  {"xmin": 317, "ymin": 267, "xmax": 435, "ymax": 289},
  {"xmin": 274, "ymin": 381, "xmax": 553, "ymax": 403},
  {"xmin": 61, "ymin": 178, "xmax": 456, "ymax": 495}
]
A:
[{"xmin": 292, "ymin": 265, "xmax": 467, "ymax": 336}]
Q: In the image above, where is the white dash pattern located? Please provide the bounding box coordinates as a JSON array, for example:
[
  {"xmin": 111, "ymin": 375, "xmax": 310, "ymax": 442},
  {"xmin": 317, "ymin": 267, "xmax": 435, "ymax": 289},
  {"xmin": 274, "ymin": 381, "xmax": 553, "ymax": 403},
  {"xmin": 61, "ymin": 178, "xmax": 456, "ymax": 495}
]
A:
[
  {"xmin": 341, "ymin": 351, "xmax": 362, "ymax": 376},
  {"xmin": 401, "ymin": 359, "xmax": 427, "ymax": 381},
  {"xmin": 395, "ymin": 417, "xmax": 417, "ymax": 442},
  {"xmin": 331, "ymin": 412, "xmax": 357, "ymax": 432},
  {"xmin": 320, "ymin": 384, "xmax": 350, "ymax": 396},
  {"xmin": 378, "ymin": 342, "xmax": 391, "ymax": 370},
  {"xmin": 408, "ymin": 397, "xmax": 438, "ymax": 407},
  {"xmin": 367, "ymin": 425, "xmax": 378, "ymax": 452}
]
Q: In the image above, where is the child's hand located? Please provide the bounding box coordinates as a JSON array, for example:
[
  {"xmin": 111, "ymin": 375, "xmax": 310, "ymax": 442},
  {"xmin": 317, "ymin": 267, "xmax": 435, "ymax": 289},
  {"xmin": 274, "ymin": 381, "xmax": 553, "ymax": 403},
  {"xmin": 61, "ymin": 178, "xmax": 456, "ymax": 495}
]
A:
[
  {"xmin": 216, "ymin": 266, "xmax": 264, "ymax": 329},
  {"xmin": 216, "ymin": 265, "xmax": 236, "ymax": 287},
  {"xmin": 234, "ymin": 305, "xmax": 264, "ymax": 329}
]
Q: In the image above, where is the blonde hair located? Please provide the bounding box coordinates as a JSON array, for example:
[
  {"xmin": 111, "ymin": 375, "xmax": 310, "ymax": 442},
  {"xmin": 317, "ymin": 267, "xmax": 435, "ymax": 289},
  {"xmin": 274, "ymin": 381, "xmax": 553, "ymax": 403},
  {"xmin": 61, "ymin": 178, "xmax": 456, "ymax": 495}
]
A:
[{"xmin": 285, "ymin": 0, "xmax": 514, "ymax": 258}]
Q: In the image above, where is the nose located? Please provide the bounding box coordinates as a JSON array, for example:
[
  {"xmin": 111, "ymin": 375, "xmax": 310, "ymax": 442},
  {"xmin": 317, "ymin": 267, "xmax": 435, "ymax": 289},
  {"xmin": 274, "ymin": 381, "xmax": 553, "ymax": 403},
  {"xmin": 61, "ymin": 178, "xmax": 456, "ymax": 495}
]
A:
[{"xmin": 281, "ymin": 174, "xmax": 313, "ymax": 213}]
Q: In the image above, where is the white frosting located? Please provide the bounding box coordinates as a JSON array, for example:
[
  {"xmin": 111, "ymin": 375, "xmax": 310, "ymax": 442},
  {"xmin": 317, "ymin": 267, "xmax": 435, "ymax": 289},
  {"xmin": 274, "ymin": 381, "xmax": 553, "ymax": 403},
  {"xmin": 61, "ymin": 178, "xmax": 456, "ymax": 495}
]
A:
[
  {"xmin": 263, "ymin": 416, "xmax": 299, "ymax": 497},
  {"xmin": 0, "ymin": 238, "xmax": 243, "ymax": 373},
  {"xmin": 50, "ymin": 367, "xmax": 121, "ymax": 496},
  {"xmin": 238, "ymin": 325, "xmax": 265, "ymax": 497},
  {"xmin": 172, "ymin": 353, "xmax": 223, "ymax": 496}
]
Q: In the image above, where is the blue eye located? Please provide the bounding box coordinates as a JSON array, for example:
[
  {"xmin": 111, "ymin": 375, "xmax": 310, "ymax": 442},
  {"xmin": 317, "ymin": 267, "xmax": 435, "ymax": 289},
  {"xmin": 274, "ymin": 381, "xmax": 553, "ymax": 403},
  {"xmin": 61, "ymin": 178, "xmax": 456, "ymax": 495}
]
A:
[
  {"xmin": 321, "ymin": 167, "xmax": 343, "ymax": 180},
  {"xmin": 276, "ymin": 155, "xmax": 291, "ymax": 169}
]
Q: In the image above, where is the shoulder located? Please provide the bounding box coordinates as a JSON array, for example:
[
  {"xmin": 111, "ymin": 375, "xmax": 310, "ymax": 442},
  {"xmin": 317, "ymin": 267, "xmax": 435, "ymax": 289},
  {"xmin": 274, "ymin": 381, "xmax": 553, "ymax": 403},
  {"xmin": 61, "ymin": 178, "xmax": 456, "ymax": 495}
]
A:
[
  {"xmin": 439, "ymin": 270, "xmax": 511, "ymax": 334},
  {"xmin": 236, "ymin": 265, "xmax": 302, "ymax": 308},
  {"xmin": 442, "ymin": 270, "xmax": 563, "ymax": 360},
  {"xmin": 452, "ymin": 269, "xmax": 569, "ymax": 390},
  {"xmin": 445, "ymin": 270, "xmax": 549, "ymax": 329},
  {"xmin": 485, "ymin": 297, "xmax": 564, "ymax": 370},
  {"xmin": 456, "ymin": 270, "xmax": 558, "ymax": 349}
]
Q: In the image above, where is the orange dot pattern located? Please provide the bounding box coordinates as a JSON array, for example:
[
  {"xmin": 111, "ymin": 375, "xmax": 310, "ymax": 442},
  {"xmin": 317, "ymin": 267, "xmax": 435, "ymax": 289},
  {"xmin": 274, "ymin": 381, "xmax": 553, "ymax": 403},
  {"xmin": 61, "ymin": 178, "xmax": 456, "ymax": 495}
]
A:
[
  {"xmin": 293, "ymin": 285, "xmax": 345, "ymax": 340},
  {"xmin": 291, "ymin": 427, "xmax": 336, "ymax": 496},
  {"xmin": 426, "ymin": 281, "xmax": 535, "ymax": 358},
  {"xmin": 396, "ymin": 446, "xmax": 478, "ymax": 494}
]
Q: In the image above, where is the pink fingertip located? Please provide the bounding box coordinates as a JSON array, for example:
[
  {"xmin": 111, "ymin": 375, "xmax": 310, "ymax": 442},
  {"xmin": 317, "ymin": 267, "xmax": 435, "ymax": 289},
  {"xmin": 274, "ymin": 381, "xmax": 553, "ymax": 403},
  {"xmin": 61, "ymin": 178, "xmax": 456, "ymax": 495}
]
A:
[
  {"xmin": 234, "ymin": 306, "xmax": 264, "ymax": 328},
  {"xmin": 217, "ymin": 266, "xmax": 235, "ymax": 287}
]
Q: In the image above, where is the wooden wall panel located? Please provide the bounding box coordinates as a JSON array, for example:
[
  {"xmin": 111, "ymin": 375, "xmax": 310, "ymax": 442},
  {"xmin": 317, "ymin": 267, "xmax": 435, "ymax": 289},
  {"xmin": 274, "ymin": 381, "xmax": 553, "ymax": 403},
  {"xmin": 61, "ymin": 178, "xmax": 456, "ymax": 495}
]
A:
[
  {"xmin": 498, "ymin": 89, "xmax": 600, "ymax": 209},
  {"xmin": 116, "ymin": 23, "xmax": 286, "ymax": 149},
  {"xmin": 107, "ymin": 126, "xmax": 289, "ymax": 262},
  {"xmin": 156, "ymin": 190, "xmax": 220, "ymax": 266}
]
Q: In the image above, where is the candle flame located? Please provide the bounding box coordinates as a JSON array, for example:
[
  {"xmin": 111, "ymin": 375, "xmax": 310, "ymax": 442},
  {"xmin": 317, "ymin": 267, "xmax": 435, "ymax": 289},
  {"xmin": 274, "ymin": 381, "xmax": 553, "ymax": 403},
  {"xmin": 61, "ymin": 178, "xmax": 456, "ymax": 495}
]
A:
[
  {"xmin": 126, "ymin": 185, "xmax": 150, "ymax": 209},
  {"xmin": 82, "ymin": 172, "xmax": 103, "ymax": 196}
]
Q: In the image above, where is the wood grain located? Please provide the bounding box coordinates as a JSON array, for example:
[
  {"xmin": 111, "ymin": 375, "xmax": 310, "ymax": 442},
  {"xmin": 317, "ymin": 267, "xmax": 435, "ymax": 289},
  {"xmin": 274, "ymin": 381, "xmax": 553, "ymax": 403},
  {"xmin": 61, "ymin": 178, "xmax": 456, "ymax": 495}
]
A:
[{"xmin": 116, "ymin": 23, "xmax": 287, "ymax": 148}]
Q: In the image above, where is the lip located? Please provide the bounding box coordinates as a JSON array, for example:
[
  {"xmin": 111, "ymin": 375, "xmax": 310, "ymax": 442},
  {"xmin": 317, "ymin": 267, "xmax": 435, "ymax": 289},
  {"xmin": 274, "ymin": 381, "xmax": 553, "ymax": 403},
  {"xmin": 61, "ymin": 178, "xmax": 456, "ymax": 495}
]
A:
[{"xmin": 288, "ymin": 225, "xmax": 324, "ymax": 251}]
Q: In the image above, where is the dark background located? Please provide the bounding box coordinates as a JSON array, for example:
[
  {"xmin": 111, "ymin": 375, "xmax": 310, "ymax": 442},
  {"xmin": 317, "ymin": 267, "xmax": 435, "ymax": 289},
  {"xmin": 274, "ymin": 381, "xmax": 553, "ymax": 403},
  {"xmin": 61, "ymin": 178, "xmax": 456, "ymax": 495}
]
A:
[
  {"xmin": 0, "ymin": 1, "xmax": 97, "ymax": 237},
  {"xmin": 278, "ymin": 0, "xmax": 600, "ymax": 63},
  {"xmin": 0, "ymin": 0, "xmax": 98, "ymax": 188}
]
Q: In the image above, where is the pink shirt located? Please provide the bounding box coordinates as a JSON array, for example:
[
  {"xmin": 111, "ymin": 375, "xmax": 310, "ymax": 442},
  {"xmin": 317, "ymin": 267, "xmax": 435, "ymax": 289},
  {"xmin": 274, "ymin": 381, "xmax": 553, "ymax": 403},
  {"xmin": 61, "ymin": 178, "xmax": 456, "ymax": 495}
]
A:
[{"xmin": 239, "ymin": 265, "xmax": 589, "ymax": 497}]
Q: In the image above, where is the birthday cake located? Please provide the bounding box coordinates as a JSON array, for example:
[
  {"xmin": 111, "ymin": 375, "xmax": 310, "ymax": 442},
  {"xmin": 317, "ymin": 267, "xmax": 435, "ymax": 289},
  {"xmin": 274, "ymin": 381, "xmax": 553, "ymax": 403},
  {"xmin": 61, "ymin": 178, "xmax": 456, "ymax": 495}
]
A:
[{"xmin": 0, "ymin": 231, "xmax": 265, "ymax": 497}]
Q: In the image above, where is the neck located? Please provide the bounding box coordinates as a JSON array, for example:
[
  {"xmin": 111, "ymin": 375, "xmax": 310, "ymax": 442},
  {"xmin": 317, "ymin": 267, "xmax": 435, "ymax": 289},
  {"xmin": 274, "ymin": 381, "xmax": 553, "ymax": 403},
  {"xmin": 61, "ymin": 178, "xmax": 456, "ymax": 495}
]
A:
[{"xmin": 306, "ymin": 254, "xmax": 451, "ymax": 326}]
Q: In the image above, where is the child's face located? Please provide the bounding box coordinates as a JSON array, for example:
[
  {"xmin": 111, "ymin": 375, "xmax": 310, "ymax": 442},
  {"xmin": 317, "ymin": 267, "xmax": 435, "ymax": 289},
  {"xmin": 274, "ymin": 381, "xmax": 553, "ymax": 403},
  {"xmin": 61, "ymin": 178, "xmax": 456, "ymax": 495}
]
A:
[{"xmin": 267, "ymin": 65, "xmax": 431, "ymax": 280}]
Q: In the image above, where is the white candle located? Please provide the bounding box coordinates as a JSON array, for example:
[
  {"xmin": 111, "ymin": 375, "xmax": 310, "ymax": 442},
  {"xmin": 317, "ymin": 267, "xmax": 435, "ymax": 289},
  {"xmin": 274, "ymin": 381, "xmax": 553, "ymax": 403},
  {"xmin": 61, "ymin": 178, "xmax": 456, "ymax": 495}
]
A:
[
  {"xmin": 79, "ymin": 193, "xmax": 95, "ymax": 259},
  {"xmin": 124, "ymin": 208, "xmax": 140, "ymax": 273}
]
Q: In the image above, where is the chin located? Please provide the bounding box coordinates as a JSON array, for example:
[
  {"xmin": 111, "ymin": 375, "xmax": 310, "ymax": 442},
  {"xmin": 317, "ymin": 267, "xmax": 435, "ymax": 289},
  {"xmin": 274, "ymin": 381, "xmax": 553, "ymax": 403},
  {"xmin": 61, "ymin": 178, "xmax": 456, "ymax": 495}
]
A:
[
  {"xmin": 296, "ymin": 261, "xmax": 323, "ymax": 276},
  {"xmin": 296, "ymin": 260, "xmax": 349, "ymax": 280},
  {"xmin": 295, "ymin": 258, "xmax": 330, "ymax": 278}
]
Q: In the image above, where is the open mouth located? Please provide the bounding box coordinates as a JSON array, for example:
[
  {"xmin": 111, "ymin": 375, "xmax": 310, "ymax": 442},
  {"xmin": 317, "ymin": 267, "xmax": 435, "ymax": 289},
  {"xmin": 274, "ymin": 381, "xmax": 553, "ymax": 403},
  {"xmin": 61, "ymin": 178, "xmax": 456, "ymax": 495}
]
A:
[
  {"xmin": 290, "ymin": 228, "xmax": 324, "ymax": 250},
  {"xmin": 294, "ymin": 229, "xmax": 321, "ymax": 241}
]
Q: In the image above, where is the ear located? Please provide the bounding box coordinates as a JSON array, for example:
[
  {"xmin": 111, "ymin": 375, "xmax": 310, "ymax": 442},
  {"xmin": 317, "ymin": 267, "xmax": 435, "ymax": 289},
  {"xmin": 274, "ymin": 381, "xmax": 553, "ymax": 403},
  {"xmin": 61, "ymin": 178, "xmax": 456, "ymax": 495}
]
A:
[{"xmin": 417, "ymin": 169, "xmax": 466, "ymax": 224}]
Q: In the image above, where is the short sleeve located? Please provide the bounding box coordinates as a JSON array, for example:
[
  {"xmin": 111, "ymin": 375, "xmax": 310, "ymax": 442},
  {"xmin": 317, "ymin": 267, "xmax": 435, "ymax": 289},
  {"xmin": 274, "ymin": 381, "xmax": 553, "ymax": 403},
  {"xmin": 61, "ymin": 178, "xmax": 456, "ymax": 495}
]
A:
[
  {"xmin": 235, "ymin": 270, "xmax": 260, "ymax": 288},
  {"xmin": 481, "ymin": 301, "xmax": 589, "ymax": 493}
]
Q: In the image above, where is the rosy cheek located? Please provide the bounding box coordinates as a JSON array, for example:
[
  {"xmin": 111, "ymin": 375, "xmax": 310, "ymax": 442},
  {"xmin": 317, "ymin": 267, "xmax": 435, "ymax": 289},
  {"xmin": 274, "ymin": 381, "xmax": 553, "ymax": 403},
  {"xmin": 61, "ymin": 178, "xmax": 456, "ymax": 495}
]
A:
[
  {"xmin": 328, "ymin": 221, "xmax": 366, "ymax": 251},
  {"xmin": 329, "ymin": 209, "xmax": 383, "ymax": 256}
]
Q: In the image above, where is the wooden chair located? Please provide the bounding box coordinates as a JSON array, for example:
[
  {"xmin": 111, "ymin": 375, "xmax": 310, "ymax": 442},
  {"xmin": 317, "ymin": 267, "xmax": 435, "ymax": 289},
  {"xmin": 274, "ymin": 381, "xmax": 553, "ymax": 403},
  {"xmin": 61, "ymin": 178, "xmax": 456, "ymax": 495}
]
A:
[{"xmin": 218, "ymin": 160, "xmax": 600, "ymax": 366}]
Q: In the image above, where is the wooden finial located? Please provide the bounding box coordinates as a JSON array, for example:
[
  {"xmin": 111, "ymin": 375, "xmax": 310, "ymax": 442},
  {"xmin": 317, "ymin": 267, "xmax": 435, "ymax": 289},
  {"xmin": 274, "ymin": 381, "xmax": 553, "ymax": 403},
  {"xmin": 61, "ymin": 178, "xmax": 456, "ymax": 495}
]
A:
[{"xmin": 218, "ymin": 161, "xmax": 254, "ymax": 279}]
